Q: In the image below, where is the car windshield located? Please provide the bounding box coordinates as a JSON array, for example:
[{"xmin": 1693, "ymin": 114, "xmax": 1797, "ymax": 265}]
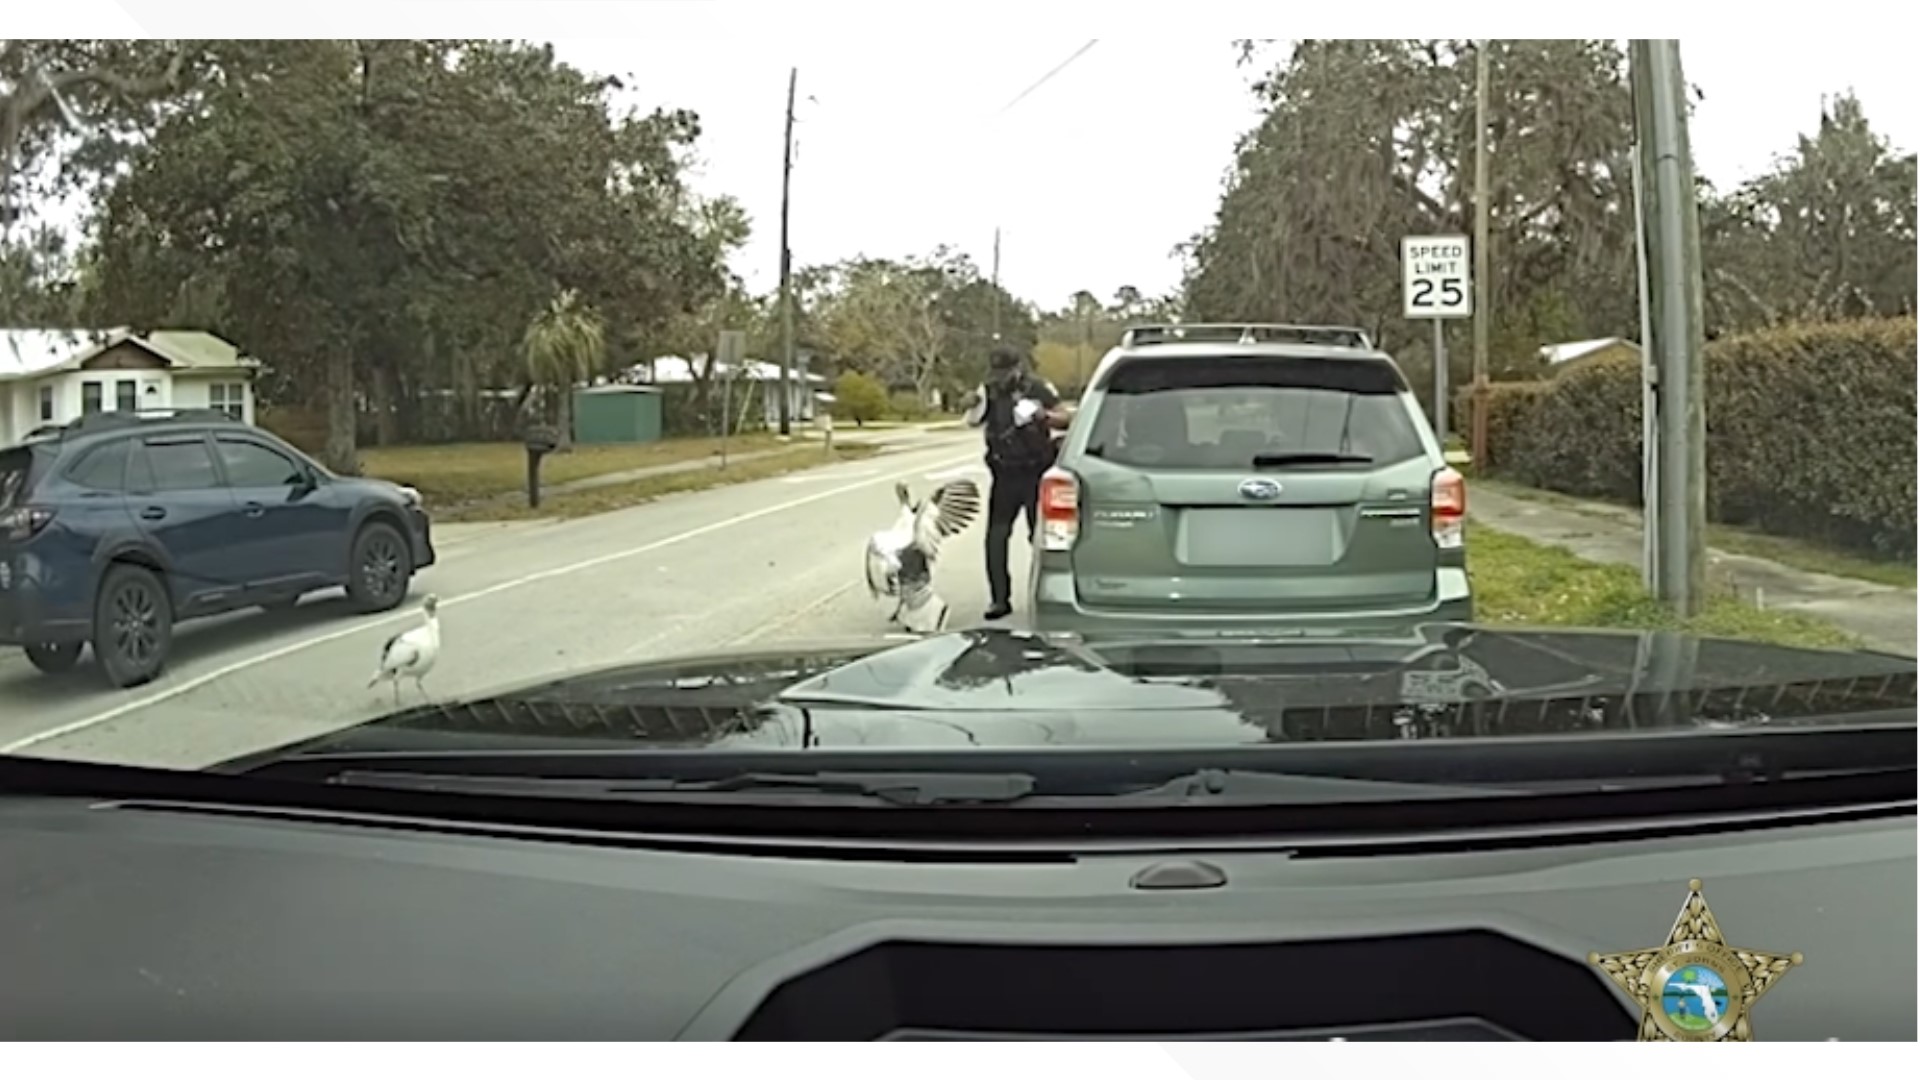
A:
[{"xmin": 0, "ymin": 36, "xmax": 1912, "ymax": 812}]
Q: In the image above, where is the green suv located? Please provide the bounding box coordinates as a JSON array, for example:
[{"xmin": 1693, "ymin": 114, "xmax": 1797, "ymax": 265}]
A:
[{"xmin": 1027, "ymin": 323, "xmax": 1471, "ymax": 635}]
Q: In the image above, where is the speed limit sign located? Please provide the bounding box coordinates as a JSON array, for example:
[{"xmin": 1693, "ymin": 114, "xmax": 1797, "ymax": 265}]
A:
[{"xmin": 1402, "ymin": 235, "xmax": 1473, "ymax": 319}]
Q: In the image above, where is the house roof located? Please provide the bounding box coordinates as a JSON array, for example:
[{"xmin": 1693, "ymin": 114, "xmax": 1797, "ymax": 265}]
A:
[
  {"xmin": 629, "ymin": 356, "xmax": 827, "ymax": 385},
  {"xmin": 1538, "ymin": 337, "xmax": 1638, "ymax": 366},
  {"xmin": 0, "ymin": 328, "xmax": 260, "ymax": 382},
  {"xmin": 578, "ymin": 383, "xmax": 663, "ymax": 395}
]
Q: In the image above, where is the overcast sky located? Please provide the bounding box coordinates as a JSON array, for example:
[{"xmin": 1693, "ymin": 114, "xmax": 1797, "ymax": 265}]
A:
[
  {"xmin": 546, "ymin": 37, "xmax": 1915, "ymax": 311},
  {"xmin": 13, "ymin": 11, "xmax": 1915, "ymax": 314}
]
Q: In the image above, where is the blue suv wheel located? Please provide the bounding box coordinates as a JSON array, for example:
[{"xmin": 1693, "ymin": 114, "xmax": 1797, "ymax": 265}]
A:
[{"xmin": 93, "ymin": 562, "xmax": 173, "ymax": 689}]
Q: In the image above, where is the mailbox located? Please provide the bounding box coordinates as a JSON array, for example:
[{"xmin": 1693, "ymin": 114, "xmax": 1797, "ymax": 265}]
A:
[
  {"xmin": 524, "ymin": 426, "xmax": 560, "ymax": 455},
  {"xmin": 524, "ymin": 424, "xmax": 561, "ymax": 508}
]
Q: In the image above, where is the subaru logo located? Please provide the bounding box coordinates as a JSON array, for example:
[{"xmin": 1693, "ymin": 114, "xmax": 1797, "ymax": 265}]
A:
[{"xmin": 1238, "ymin": 478, "xmax": 1283, "ymax": 501}]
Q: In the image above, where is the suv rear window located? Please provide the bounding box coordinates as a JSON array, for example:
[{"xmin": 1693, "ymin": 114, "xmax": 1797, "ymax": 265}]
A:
[
  {"xmin": 1086, "ymin": 355, "xmax": 1425, "ymax": 470},
  {"xmin": 68, "ymin": 440, "xmax": 132, "ymax": 491}
]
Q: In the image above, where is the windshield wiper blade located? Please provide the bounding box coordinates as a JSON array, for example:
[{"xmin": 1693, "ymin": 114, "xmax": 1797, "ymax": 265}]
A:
[
  {"xmin": 653, "ymin": 770, "xmax": 1039, "ymax": 805},
  {"xmin": 330, "ymin": 765, "xmax": 1515, "ymax": 807},
  {"xmin": 331, "ymin": 768, "xmax": 1040, "ymax": 807},
  {"xmin": 1251, "ymin": 451, "xmax": 1374, "ymax": 468},
  {"xmin": 304, "ymin": 763, "xmax": 1814, "ymax": 813},
  {"xmin": 1103, "ymin": 768, "xmax": 1522, "ymax": 804}
]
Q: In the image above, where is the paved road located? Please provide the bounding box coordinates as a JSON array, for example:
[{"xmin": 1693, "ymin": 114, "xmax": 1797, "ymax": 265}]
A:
[{"xmin": 1, "ymin": 430, "xmax": 1027, "ymax": 769}]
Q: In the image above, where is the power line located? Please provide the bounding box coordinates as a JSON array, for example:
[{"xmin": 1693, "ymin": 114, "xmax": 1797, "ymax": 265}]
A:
[
  {"xmin": 983, "ymin": 40, "xmax": 1099, "ymax": 318},
  {"xmin": 994, "ymin": 39, "xmax": 1100, "ymax": 117}
]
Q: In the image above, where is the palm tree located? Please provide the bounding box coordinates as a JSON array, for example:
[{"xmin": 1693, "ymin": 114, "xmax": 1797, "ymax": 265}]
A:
[{"xmin": 522, "ymin": 289, "xmax": 605, "ymax": 451}]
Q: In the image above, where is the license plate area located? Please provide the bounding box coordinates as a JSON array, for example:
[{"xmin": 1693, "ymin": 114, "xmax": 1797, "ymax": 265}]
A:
[{"xmin": 1176, "ymin": 508, "xmax": 1341, "ymax": 567}]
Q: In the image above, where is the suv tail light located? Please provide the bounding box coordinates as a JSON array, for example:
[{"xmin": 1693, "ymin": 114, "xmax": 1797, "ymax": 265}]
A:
[
  {"xmin": 1430, "ymin": 467, "xmax": 1465, "ymax": 549},
  {"xmin": 1, "ymin": 506, "xmax": 56, "ymax": 542},
  {"xmin": 1039, "ymin": 468, "xmax": 1079, "ymax": 552}
]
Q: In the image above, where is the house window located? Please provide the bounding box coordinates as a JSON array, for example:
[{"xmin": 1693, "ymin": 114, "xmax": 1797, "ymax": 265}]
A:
[
  {"xmin": 115, "ymin": 379, "xmax": 138, "ymax": 413},
  {"xmin": 208, "ymin": 382, "xmax": 246, "ymax": 421},
  {"xmin": 81, "ymin": 381, "xmax": 103, "ymax": 415},
  {"xmin": 38, "ymin": 385, "xmax": 53, "ymax": 422}
]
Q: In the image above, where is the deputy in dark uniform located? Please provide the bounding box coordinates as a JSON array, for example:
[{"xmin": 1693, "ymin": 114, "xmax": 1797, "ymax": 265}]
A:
[{"xmin": 962, "ymin": 345, "xmax": 1064, "ymax": 621}]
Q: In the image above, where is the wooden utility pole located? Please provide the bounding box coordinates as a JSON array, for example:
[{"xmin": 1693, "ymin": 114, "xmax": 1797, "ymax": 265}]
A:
[
  {"xmin": 1079, "ymin": 305, "xmax": 1093, "ymax": 391},
  {"xmin": 990, "ymin": 227, "xmax": 1003, "ymax": 341},
  {"xmin": 1469, "ymin": 40, "xmax": 1492, "ymax": 468},
  {"xmin": 777, "ymin": 66, "xmax": 797, "ymax": 437}
]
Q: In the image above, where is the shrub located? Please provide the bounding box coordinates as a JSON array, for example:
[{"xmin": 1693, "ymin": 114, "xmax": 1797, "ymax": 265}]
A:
[
  {"xmin": 887, "ymin": 391, "xmax": 932, "ymax": 422},
  {"xmin": 1462, "ymin": 318, "xmax": 1916, "ymax": 558},
  {"xmin": 833, "ymin": 371, "xmax": 888, "ymax": 426},
  {"xmin": 1457, "ymin": 381, "xmax": 1552, "ymax": 472}
]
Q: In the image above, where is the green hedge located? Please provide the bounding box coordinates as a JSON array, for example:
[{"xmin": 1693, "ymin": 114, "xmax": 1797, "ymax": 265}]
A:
[
  {"xmin": 1461, "ymin": 318, "xmax": 1916, "ymax": 559},
  {"xmin": 1460, "ymin": 382, "xmax": 1551, "ymax": 471}
]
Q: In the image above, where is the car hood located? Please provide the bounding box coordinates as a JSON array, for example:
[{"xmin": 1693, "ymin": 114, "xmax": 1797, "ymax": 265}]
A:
[
  {"xmin": 331, "ymin": 474, "xmax": 415, "ymax": 502},
  {"xmin": 223, "ymin": 624, "xmax": 1917, "ymax": 767}
]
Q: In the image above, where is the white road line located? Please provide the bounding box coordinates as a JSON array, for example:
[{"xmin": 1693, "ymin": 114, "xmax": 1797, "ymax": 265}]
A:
[
  {"xmin": 780, "ymin": 469, "xmax": 875, "ymax": 483},
  {"xmin": 720, "ymin": 580, "xmax": 862, "ymax": 650},
  {"xmin": 926, "ymin": 464, "xmax": 983, "ymax": 482},
  {"xmin": 1, "ymin": 447, "xmax": 975, "ymax": 754}
]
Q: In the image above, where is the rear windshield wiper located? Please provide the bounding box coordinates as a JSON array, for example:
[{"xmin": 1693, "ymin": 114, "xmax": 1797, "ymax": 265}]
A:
[
  {"xmin": 1252, "ymin": 451, "xmax": 1375, "ymax": 468},
  {"xmin": 332, "ymin": 768, "xmax": 1040, "ymax": 807}
]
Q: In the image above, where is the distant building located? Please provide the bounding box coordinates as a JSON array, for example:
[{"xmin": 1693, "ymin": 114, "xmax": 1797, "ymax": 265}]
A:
[
  {"xmin": 0, "ymin": 328, "xmax": 262, "ymax": 445},
  {"xmin": 624, "ymin": 355, "xmax": 829, "ymax": 426},
  {"xmin": 1538, "ymin": 337, "xmax": 1642, "ymax": 374}
]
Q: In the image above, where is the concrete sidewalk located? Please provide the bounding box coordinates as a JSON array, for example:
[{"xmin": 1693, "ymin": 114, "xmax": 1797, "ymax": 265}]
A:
[{"xmin": 1469, "ymin": 485, "xmax": 1916, "ymax": 656}]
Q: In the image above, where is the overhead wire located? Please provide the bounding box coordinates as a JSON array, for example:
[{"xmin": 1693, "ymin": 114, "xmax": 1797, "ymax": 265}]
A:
[{"xmin": 976, "ymin": 40, "xmax": 1102, "ymax": 305}]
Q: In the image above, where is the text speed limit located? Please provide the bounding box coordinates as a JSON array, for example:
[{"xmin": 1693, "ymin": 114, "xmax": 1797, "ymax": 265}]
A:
[{"xmin": 1402, "ymin": 235, "xmax": 1473, "ymax": 319}]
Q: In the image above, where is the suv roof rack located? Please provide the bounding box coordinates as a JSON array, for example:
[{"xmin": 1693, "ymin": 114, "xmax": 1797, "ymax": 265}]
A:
[
  {"xmin": 1120, "ymin": 323, "xmax": 1375, "ymax": 350},
  {"xmin": 54, "ymin": 408, "xmax": 242, "ymax": 438}
]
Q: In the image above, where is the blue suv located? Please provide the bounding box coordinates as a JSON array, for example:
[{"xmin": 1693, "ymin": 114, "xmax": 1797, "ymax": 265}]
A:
[{"xmin": 2, "ymin": 409, "xmax": 435, "ymax": 688}]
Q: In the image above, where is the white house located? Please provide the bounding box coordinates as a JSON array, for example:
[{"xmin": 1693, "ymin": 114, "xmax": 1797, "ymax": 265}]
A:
[
  {"xmin": 0, "ymin": 328, "xmax": 262, "ymax": 446},
  {"xmin": 624, "ymin": 355, "xmax": 829, "ymax": 426}
]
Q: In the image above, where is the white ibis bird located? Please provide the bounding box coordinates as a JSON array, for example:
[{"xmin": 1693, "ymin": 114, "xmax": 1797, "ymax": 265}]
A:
[
  {"xmin": 865, "ymin": 479, "xmax": 982, "ymax": 634},
  {"xmin": 369, "ymin": 594, "xmax": 441, "ymax": 706}
]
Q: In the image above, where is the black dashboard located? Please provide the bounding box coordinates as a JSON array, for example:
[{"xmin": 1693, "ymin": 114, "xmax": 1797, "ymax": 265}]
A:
[{"xmin": 2, "ymin": 793, "xmax": 1912, "ymax": 1040}]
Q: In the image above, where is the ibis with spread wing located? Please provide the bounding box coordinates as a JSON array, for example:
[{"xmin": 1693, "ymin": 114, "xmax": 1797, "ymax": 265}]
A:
[{"xmin": 864, "ymin": 479, "xmax": 982, "ymax": 634}]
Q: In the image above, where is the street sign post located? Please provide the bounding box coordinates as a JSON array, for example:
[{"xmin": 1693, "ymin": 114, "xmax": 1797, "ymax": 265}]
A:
[
  {"xmin": 717, "ymin": 330, "xmax": 747, "ymax": 468},
  {"xmin": 795, "ymin": 348, "xmax": 813, "ymax": 423},
  {"xmin": 1402, "ymin": 234, "xmax": 1473, "ymax": 446}
]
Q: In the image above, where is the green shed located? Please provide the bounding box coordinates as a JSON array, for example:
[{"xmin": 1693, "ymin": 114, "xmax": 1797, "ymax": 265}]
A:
[{"xmin": 572, "ymin": 385, "xmax": 664, "ymax": 445}]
